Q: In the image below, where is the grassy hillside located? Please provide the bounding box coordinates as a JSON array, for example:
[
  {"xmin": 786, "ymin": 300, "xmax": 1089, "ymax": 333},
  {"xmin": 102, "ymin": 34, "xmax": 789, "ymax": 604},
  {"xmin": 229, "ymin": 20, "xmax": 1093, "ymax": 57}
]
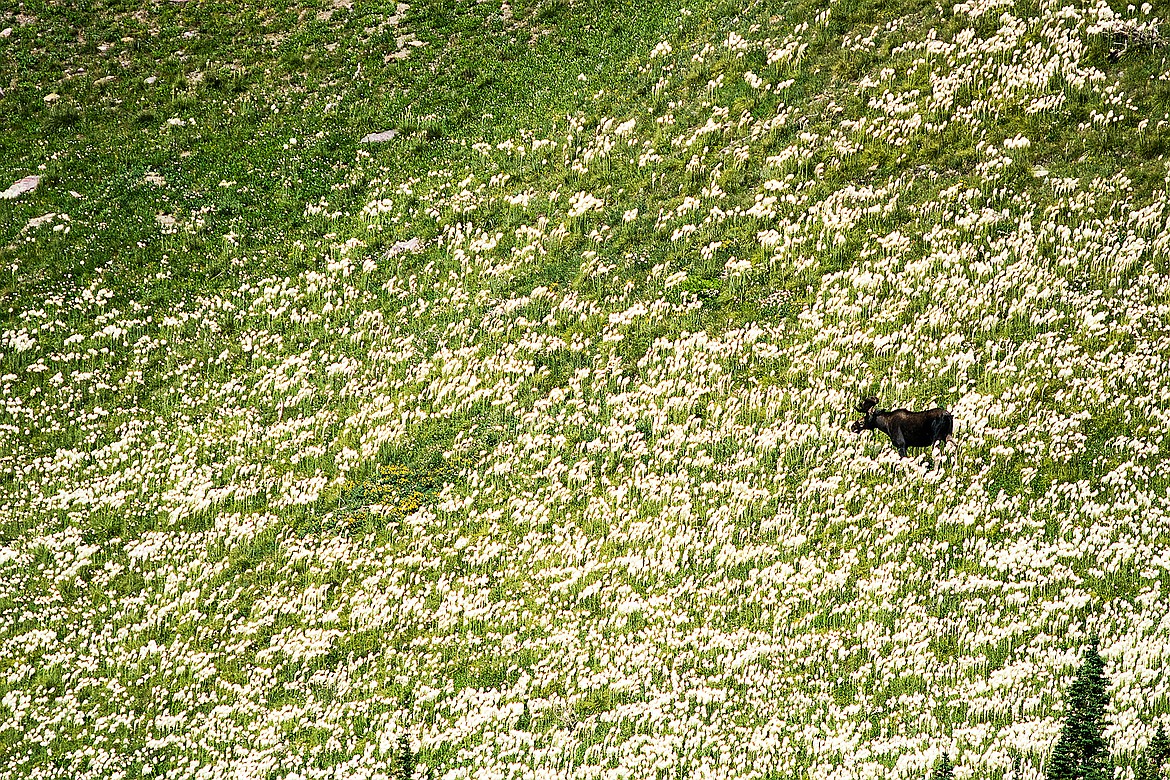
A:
[{"xmin": 3, "ymin": 0, "xmax": 1170, "ymax": 778}]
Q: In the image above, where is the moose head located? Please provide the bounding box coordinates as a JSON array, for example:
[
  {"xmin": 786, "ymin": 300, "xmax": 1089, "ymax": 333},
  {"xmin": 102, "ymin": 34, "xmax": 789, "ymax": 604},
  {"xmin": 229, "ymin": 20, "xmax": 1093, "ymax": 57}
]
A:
[{"xmin": 850, "ymin": 397, "xmax": 880, "ymax": 434}]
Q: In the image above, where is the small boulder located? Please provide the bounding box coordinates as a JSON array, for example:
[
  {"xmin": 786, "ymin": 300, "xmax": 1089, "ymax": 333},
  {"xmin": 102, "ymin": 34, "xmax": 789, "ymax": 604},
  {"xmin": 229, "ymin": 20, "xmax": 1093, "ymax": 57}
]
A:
[
  {"xmin": 386, "ymin": 237, "xmax": 423, "ymax": 257},
  {"xmin": 1, "ymin": 175, "xmax": 40, "ymax": 200},
  {"xmin": 359, "ymin": 129, "xmax": 399, "ymax": 143}
]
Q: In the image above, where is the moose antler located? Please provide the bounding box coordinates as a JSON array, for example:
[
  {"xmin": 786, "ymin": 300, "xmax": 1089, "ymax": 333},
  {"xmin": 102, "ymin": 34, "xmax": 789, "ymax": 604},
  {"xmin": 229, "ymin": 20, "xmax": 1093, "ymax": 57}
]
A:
[{"xmin": 855, "ymin": 396, "xmax": 879, "ymax": 414}]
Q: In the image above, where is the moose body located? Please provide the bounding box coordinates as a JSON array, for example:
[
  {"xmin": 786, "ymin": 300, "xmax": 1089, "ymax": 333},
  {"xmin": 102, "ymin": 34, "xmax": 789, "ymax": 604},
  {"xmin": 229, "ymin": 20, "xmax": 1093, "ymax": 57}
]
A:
[{"xmin": 850, "ymin": 397, "xmax": 953, "ymax": 457}]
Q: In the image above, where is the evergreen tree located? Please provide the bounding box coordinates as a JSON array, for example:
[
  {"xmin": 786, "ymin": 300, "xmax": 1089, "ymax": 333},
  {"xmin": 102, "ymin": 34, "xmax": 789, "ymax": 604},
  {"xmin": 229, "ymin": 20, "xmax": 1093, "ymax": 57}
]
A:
[
  {"xmin": 1046, "ymin": 641, "xmax": 1112, "ymax": 780},
  {"xmin": 396, "ymin": 735, "xmax": 416, "ymax": 780},
  {"xmin": 516, "ymin": 700, "xmax": 531, "ymax": 731},
  {"xmin": 1136, "ymin": 726, "xmax": 1169, "ymax": 780},
  {"xmin": 930, "ymin": 752, "xmax": 955, "ymax": 780},
  {"xmin": 1150, "ymin": 726, "xmax": 1170, "ymax": 772}
]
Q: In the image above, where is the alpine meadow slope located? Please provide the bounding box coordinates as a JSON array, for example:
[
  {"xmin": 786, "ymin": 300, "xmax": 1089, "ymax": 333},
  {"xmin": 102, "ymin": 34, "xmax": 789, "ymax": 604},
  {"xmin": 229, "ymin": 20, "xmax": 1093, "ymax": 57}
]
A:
[{"xmin": 2, "ymin": 0, "xmax": 1170, "ymax": 779}]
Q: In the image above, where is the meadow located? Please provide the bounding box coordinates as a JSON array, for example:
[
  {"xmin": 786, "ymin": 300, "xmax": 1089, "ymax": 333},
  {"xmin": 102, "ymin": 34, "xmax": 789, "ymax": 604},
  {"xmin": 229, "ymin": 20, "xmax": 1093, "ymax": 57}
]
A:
[{"xmin": 2, "ymin": 0, "xmax": 1170, "ymax": 778}]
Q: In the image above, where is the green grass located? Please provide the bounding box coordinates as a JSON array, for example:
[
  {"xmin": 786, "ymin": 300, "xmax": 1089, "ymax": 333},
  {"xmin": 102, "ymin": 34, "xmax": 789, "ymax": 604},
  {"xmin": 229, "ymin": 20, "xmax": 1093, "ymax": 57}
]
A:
[{"xmin": 4, "ymin": 0, "xmax": 1170, "ymax": 778}]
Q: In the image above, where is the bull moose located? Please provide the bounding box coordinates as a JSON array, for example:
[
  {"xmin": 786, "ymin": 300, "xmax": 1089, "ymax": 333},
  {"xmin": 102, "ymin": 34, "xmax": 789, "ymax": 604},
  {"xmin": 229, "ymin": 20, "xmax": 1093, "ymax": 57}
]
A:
[{"xmin": 850, "ymin": 396, "xmax": 953, "ymax": 457}]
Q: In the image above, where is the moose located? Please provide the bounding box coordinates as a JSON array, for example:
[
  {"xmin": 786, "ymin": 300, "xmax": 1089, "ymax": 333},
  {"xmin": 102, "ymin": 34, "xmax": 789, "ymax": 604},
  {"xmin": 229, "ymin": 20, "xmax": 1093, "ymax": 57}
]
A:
[{"xmin": 850, "ymin": 397, "xmax": 953, "ymax": 457}]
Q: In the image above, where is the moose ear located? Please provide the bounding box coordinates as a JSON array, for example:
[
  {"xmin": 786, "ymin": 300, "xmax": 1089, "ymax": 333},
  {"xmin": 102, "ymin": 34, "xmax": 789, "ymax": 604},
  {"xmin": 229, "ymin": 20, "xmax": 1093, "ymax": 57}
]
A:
[{"xmin": 855, "ymin": 396, "xmax": 878, "ymax": 414}]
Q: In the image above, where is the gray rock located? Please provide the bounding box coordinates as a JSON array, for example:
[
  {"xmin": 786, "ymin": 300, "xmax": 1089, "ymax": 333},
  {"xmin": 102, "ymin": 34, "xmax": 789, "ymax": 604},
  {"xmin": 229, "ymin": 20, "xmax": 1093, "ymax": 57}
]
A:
[
  {"xmin": 386, "ymin": 237, "xmax": 424, "ymax": 257},
  {"xmin": 1, "ymin": 175, "xmax": 39, "ymax": 200},
  {"xmin": 360, "ymin": 129, "xmax": 399, "ymax": 143}
]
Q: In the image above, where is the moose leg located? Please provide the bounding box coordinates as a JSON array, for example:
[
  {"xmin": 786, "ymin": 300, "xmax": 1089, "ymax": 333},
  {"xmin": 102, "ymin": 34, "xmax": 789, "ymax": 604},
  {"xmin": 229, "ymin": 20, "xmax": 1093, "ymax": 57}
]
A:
[
  {"xmin": 891, "ymin": 434, "xmax": 908, "ymax": 457},
  {"xmin": 930, "ymin": 419, "xmax": 943, "ymax": 449},
  {"xmin": 938, "ymin": 415, "xmax": 959, "ymax": 465},
  {"xmin": 889, "ymin": 434, "xmax": 908, "ymax": 457},
  {"xmin": 932, "ymin": 419, "xmax": 951, "ymax": 453},
  {"xmin": 932, "ymin": 433, "xmax": 948, "ymax": 470}
]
